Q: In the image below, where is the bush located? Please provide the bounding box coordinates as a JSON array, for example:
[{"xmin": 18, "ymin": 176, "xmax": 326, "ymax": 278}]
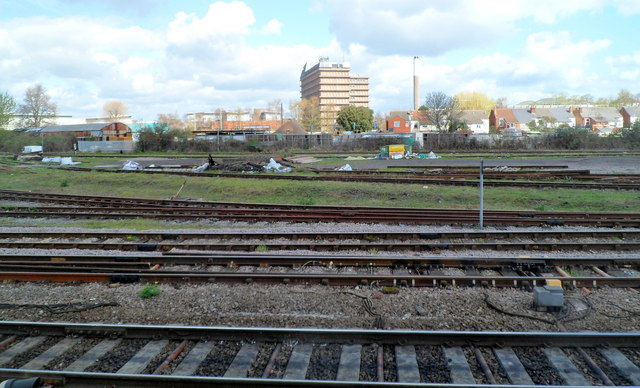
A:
[{"xmin": 542, "ymin": 126, "xmax": 600, "ymax": 149}]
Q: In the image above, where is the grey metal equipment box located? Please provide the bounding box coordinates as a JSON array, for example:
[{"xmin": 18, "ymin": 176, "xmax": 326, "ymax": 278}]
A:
[{"xmin": 533, "ymin": 285, "xmax": 564, "ymax": 312}]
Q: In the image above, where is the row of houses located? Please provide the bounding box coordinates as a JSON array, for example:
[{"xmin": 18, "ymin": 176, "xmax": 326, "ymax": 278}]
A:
[
  {"xmin": 491, "ymin": 106, "xmax": 640, "ymax": 134},
  {"xmin": 15, "ymin": 106, "xmax": 640, "ymax": 143},
  {"xmin": 386, "ymin": 106, "xmax": 640, "ymax": 136},
  {"xmin": 386, "ymin": 110, "xmax": 491, "ymax": 134}
]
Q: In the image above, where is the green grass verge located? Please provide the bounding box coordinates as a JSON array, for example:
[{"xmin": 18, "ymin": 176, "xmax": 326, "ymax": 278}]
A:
[{"xmin": 1, "ymin": 167, "xmax": 638, "ymax": 212}]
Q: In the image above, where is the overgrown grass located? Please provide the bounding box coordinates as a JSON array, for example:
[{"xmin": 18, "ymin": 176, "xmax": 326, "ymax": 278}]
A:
[{"xmin": 1, "ymin": 167, "xmax": 638, "ymax": 221}]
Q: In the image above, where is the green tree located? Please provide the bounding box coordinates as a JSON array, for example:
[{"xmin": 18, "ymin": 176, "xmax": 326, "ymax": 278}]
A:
[
  {"xmin": 610, "ymin": 89, "xmax": 638, "ymax": 108},
  {"xmin": 0, "ymin": 91, "xmax": 17, "ymax": 130},
  {"xmin": 620, "ymin": 119, "xmax": 640, "ymax": 148},
  {"xmin": 136, "ymin": 123, "xmax": 173, "ymax": 152},
  {"xmin": 336, "ymin": 106, "xmax": 373, "ymax": 133},
  {"xmin": 19, "ymin": 84, "xmax": 57, "ymax": 128}
]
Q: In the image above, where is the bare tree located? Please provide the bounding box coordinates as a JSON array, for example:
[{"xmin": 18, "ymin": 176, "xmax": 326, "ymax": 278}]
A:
[
  {"xmin": 495, "ymin": 97, "xmax": 508, "ymax": 108},
  {"xmin": 290, "ymin": 97, "xmax": 321, "ymax": 132},
  {"xmin": 0, "ymin": 91, "xmax": 17, "ymax": 130},
  {"xmin": 267, "ymin": 98, "xmax": 283, "ymax": 118},
  {"xmin": 422, "ymin": 91, "xmax": 460, "ymax": 132},
  {"xmin": 103, "ymin": 100, "xmax": 129, "ymax": 122},
  {"xmin": 19, "ymin": 84, "xmax": 57, "ymax": 128},
  {"xmin": 157, "ymin": 113, "xmax": 187, "ymax": 131}
]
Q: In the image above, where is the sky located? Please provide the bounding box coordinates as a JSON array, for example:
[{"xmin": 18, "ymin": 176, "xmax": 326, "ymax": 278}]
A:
[{"xmin": 1, "ymin": 0, "xmax": 639, "ymax": 121}]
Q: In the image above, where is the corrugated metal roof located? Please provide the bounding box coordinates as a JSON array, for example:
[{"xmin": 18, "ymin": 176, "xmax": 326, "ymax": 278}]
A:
[{"xmin": 40, "ymin": 123, "xmax": 110, "ymax": 133}]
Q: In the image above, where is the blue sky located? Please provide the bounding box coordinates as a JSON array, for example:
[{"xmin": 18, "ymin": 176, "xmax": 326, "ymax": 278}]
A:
[{"xmin": 1, "ymin": 0, "xmax": 639, "ymax": 121}]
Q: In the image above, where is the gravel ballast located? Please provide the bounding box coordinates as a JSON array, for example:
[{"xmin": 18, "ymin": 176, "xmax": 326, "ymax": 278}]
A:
[{"xmin": 0, "ymin": 223, "xmax": 637, "ymax": 333}]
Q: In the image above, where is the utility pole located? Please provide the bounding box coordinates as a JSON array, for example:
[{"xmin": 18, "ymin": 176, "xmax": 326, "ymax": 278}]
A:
[
  {"xmin": 479, "ymin": 159, "xmax": 484, "ymax": 229},
  {"xmin": 217, "ymin": 109, "xmax": 222, "ymax": 152}
]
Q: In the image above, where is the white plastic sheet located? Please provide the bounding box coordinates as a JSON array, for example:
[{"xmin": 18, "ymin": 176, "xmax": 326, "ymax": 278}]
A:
[
  {"xmin": 42, "ymin": 157, "xmax": 62, "ymax": 163},
  {"xmin": 263, "ymin": 158, "xmax": 292, "ymax": 173},
  {"xmin": 122, "ymin": 160, "xmax": 143, "ymax": 170},
  {"xmin": 192, "ymin": 163, "xmax": 209, "ymax": 173},
  {"xmin": 22, "ymin": 146, "xmax": 43, "ymax": 153},
  {"xmin": 427, "ymin": 151, "xmax": 442, "ymax": 159},
  {"xmin": 337, "ymin": 164, "xmax": 353, "ymax": 171},
  {"xmin": 60, "ymin": 157, "xmax": 81, "ymax": 165}
]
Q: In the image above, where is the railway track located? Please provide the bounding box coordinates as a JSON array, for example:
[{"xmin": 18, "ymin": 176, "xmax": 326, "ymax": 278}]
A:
[
  {"xmin": 0, "ymin": 252, "xmax": 637, "ymax": 288},
  {"xmin": 2, "ymin": 239, "xmax": 640, "ymax": 252},
  {"xmin": 317, "ymin": 169, "xmax": 640, "ymax": 183},
  {"xmin": 2, "ymin": 189, "xmax": 640, "ymax": 226},
  {"xmin": 2, "ymin": 229, "xmax": 640, "ymax": 253},
  {"xmin": 1, "ymin": 252, "xmax": 638, "ymax": 267},
  {"xmin": 60, "ymin": 166, "xmax": 640, "ymax": 190},
  {"xmin": 0, "ymin": 321, "xmax": 638, "ymax": 387},
  {"xmin": 2, "ymin": 229, "xmax": 640, "ymax": 242}
]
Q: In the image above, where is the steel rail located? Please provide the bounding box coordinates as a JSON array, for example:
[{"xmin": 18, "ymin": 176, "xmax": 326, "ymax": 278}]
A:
[
  {"xmin": 2, "ymin": 188, "xmax": 640, "ymax": 218},
  {"xmin": 2, "ymin": 229, "xmax": 640, "ymax": 241},
  {"xmin": 7, "ymin": 204, "xmax": 640, "ymax": 221},
  {"xmin": 1, "ymin": 241, "xmax": 640, "ymax": 252},
  {"xmin": 0, "ymin": 320, "xmax": 636, "ymax": 346},
  {"xmin": 2, "ymin": 188, "xmax": 639, "ymax": 218},
  {"xmin": 3, "ymin": 207, "xmax": 640, "ymax": 226},
  {"xmin": 0, "ymin": 270, "xmax": 637, "ymax": 288},
  {"xmin": 0, "ymin": 322, "xmax": 638, "ymax": 386},
  {"xmin": 2, "ymin": 253, "xmax": 638, "ymax": 267}
]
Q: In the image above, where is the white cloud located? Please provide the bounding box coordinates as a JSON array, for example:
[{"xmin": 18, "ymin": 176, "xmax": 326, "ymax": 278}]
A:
[
  {"xmin": 317, "ymin": 0, "xmax": 625, "ymax": 56},
  {"xmin": 260, "ymin": 18, "xmax": 282, "ymax": 35},
  {"xmin": 605, "ymin": 51, "xmax": 640, "ymax": 84},
  {"xmin": 1, "ymin": 1, "xmax": 637, "ymax": 121},
  {"xmin": 167, "ymin": 1, "xmax": 255, "ymax": 45},
  {"xmin": 371, "ymin": 31, "xmax": 613, "ymax": 108}
]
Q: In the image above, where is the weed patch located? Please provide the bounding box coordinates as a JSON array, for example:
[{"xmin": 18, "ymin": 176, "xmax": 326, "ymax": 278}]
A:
[{"xmin": 139, "ymin": 284, "xmax": 162, "ymax": 298}]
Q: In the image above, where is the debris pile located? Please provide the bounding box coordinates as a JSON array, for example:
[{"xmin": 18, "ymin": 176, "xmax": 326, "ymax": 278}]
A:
[
  {"xmin": 486, "ymin": 166, "xmax": 521, "ymax": 172},
  {"xmin": 122, "ymin": 160, "xmax": 143, "ymax": 170},
  {"xmin": 263, "ymin": 158, "xmax": 292, "ymax": 173}
]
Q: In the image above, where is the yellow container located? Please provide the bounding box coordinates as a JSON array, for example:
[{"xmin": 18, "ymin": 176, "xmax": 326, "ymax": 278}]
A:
[
  {"xmin": 389, "ymin": 145, "xmax": 405, "ymax": 152},
  {"xmin": 546, "ymin": 279, "xmax": 562, "ymax": 287}
]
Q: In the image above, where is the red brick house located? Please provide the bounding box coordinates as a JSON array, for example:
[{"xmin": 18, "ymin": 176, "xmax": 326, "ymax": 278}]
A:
[
  {"xmin": 621, "ymin": 106, "xmax": 640, "ymax": 128},
  {"xmin": 386, "ymin": 111, "xmax": 413, "ymax": 133}
]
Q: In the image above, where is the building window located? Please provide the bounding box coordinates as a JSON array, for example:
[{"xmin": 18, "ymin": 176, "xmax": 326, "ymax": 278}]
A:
[{"xmin": 394, "ymin": 121, "xmax": 400, "ymax": 128}]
